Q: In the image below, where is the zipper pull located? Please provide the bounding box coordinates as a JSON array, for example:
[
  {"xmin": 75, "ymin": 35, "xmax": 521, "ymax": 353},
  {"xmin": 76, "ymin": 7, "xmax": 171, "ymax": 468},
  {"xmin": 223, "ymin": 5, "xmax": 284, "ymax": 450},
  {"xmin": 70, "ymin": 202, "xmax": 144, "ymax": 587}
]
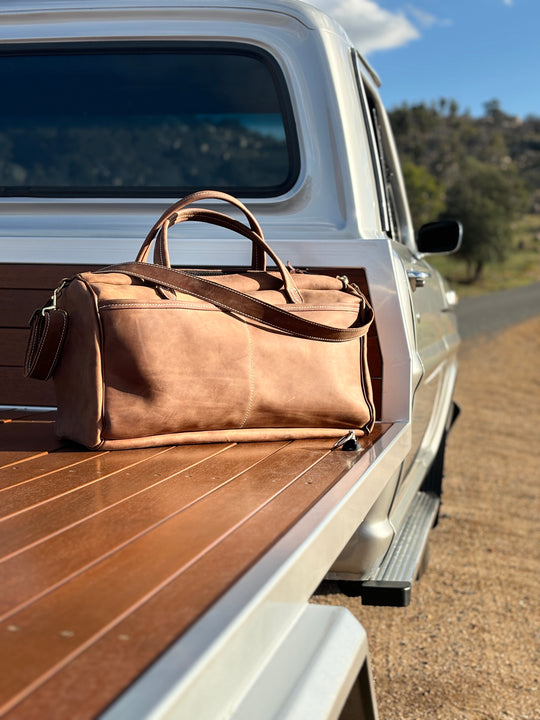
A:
[{"xmin": 332, "ymin": 429, "xmax": 359, "ymax": 451}]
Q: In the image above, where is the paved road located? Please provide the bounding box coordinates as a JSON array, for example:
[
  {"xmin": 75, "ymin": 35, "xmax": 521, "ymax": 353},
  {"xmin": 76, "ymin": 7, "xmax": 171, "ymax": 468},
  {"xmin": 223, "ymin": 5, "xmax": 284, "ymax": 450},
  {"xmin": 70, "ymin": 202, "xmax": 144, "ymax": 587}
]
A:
[{"xmin": 455, "ymin": 281, "xmax": 540, "ymax": 339}]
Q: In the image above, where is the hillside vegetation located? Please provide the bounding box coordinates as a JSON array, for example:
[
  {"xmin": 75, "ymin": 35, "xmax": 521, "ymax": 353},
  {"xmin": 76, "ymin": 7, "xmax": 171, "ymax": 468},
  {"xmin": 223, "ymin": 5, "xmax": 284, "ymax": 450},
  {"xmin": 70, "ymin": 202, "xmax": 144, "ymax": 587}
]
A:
[{"xmin": 389, "ymin": 99, "xmax": 540, "ymax": 289}]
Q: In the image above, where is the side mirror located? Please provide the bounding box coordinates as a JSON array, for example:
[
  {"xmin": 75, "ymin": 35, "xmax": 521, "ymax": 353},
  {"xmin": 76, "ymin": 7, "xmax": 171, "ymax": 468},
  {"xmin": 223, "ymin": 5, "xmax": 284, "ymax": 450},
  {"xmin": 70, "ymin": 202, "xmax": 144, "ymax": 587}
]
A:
[{"xmin": 417, "ymin": 220, "xmax": 462, "ymax": 255}]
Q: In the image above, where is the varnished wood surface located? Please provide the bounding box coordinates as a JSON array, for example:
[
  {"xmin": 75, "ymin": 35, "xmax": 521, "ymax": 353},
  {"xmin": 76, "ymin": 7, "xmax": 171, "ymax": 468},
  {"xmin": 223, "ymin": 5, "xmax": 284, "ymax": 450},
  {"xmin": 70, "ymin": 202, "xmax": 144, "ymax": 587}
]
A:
[
  {"xmin": 0, "ymin": 411, "xmax": 389, "ymax": 719},
  {"xmin": 1, "ymin": 263, "xmax": 384, "ymax": 714}
]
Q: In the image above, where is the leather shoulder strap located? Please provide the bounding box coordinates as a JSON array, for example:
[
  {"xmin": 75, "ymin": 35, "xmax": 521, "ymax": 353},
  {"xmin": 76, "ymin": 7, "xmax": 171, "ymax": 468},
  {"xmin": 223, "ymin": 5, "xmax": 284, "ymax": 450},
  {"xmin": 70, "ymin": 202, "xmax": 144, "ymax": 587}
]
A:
[
  {"xmin": 24, "ymin": 308, "xmax": 69, "ymax": 380},
  {"xmin": 99, "ymin": 263, "xmax": 373, "ymax": 342}
]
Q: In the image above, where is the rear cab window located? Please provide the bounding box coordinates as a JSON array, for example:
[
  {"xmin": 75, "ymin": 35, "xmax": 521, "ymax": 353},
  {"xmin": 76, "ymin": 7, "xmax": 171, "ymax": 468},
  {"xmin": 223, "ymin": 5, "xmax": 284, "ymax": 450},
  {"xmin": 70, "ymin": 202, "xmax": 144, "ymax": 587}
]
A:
[{"xmin": 0, "ymin": 42, "xmax": 299, "ymax": 198}]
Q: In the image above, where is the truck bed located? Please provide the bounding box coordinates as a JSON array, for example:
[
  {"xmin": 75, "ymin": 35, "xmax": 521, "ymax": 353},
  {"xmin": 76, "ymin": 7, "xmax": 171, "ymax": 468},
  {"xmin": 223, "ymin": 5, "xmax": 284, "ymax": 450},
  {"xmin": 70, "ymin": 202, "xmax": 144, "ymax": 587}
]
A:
[{"xmin": 0, "ymin": 409, "xmax": 393, "ymax": 718}]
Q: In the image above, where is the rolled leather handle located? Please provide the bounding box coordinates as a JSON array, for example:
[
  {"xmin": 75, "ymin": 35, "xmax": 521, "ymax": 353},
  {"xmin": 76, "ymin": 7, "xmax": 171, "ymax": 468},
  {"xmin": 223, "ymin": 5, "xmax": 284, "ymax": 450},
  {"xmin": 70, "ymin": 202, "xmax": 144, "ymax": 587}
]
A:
[
  {"xmin": 137, "ymin": 190, "xmax": 266, "ymax": 271},
  {"xmin": 162, "ymin": 208, "xmax": 303, "ymax": 303},
  {"xmin": 149, "ymin": 208, "xmax": 268, "ymax": 267},
  {"xmin": 137, "ymin": 197, "xmax": 303, "ymax": 304}
]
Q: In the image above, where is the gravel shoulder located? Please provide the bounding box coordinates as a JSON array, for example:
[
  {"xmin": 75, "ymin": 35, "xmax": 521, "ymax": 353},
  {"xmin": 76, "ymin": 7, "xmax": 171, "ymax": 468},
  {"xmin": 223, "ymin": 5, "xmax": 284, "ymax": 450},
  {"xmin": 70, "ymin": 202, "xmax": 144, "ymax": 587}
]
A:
[{"xmin": 315, "ymin": 316, "xmax": 540, "ymax": 720}]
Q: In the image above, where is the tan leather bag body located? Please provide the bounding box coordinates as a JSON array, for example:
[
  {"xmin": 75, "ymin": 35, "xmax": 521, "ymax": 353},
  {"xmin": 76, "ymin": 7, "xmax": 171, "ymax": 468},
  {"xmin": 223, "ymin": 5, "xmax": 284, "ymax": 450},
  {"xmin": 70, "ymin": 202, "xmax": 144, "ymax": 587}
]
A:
[{"xmin": 25, "ymin": 191, "xmax": 375, "ymax": 449}]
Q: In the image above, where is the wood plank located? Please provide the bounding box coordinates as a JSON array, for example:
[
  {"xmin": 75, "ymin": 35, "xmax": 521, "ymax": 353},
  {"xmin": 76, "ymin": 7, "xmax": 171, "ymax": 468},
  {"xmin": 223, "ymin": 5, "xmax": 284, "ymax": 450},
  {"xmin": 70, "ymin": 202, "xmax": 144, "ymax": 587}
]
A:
[
  {"xmin": 0, "ymin": 442, "xmax": 273, "ymax": 614},
  {"xmin": 367, "ymin": 334, "xmax": 382, "ymax": 377},
  {"xmin": 0, "ymin": 290, "xmax": 52, "ymax": 328},
  {"xmin": 0, "ymin": 329, "xmax": 28, "ymax": 367},
  {"xmin": 0, "ymin": 368, "xmax": 56, "ymax": 407},
  {"xmin": 0, "ymin": 449, "xmax": 102, "ymax": 493},
  {"xmin": 371, "ymin": 378, "xmax": 382, "ymax": 408},
  {"xmin": 0, "ymin": 410, "xmax": 33, "ymax": 422},
  {"xmin": 0, "ymin": 443, "xmax": 232, "ymax": 557},
  {"xmin": 0, "ymin": 264, "xmax": 98, "ymax": 290},
  {"xmin": 0, "ymin": 430, "xmax": 388, "ymax": 719},
  {"xmin": 0, "ymin": 439, "xmax": 340, "ymax": 714},
  {"xmin": 0, "ymin": 444, "xmax": 244, "ymax": 520},
  {"xmin": 0, "ymin": 411, "xmax": 55, "ymax": 424},
  {"xmin": 0, "ymin": 421, "xmax": 62, "ymax": 469},
  {"xmin": 11, "ymin": 412, "xmax": 57, "ymax": 422},
  {"xmin": 0, "ymin": 443, "xmax": 194, "ymax": 519},
  {"xmin": 0, "ymin": 447, "xmax": 179, "ymax": 518}
]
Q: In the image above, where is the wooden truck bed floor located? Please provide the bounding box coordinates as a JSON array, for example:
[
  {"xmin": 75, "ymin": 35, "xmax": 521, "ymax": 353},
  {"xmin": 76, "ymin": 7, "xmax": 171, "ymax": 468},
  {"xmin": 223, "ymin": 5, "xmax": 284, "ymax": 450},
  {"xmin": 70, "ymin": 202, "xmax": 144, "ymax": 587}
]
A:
[{"xmin": 0, "ymin": 410, "xmax": 389, "ymax": 719}]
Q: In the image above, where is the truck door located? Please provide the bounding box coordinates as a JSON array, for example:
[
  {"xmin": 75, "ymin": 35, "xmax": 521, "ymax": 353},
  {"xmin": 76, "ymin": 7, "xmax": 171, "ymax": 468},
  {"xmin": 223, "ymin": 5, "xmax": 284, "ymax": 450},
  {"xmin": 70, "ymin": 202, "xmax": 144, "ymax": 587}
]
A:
[{"xmin": 355, "ymin": 57, "xmax": 453, "ymax": 483}]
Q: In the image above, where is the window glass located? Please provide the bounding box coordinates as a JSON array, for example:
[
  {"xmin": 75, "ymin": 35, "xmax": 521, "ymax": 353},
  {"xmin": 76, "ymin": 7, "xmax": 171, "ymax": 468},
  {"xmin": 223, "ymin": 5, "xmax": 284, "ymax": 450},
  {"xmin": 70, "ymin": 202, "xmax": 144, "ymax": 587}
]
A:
[
  {"xmin": 354, "ymin": 53, "xmax": 402, "ymax": 241},
  {"xmin": 0, "ymin": 44, "xmax": 299, "ymax": 197}
]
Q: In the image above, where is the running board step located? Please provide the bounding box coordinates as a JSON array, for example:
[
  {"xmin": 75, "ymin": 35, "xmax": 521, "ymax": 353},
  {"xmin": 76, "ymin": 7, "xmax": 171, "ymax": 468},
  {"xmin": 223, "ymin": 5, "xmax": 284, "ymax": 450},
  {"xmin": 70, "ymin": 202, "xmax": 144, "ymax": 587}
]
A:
[{"xmin": 339, "ymin": 491, "xmax": 440, "ymax": 607}]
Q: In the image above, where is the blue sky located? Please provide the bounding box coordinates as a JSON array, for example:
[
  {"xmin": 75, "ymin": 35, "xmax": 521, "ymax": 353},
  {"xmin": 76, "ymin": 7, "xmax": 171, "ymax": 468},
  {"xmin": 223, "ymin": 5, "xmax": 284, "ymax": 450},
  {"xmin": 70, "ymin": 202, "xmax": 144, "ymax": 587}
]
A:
[{"xmin": 310, "ymin": 0, "xmax": 539, "ymax": 118}]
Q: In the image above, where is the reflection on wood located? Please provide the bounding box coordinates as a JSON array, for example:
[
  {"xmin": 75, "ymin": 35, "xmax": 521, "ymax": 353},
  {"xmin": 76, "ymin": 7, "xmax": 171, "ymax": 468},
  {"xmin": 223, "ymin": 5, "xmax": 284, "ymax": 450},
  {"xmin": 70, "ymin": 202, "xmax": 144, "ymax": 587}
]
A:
[{"xmin": 0, "ymin": 410, "xmax": 389, "ymax": 719}]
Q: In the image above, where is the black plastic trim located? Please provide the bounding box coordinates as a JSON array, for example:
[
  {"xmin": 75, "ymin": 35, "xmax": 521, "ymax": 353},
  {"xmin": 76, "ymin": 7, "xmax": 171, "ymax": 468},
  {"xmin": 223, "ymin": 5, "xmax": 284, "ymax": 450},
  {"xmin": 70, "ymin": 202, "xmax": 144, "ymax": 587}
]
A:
[{"xmin": 338, "ymin": 580, "xmax": 412, "ymax": 607}]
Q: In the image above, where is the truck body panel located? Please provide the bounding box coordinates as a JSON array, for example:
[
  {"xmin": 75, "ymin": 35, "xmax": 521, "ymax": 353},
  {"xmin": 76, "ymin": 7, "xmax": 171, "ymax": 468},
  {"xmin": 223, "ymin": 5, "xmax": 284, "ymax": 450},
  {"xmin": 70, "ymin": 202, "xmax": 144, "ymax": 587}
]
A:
[{"xmin": 0, "ymin": 1, "xmax": 461, "ymax": 716}]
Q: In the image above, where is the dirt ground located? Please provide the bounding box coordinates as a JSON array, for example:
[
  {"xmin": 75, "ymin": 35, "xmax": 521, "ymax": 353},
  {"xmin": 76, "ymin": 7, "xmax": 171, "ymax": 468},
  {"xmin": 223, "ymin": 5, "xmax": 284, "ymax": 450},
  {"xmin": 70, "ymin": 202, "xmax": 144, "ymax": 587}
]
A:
[{"xmin": 316, "ymin": 316, "xmax": 540, "ymax": 719}]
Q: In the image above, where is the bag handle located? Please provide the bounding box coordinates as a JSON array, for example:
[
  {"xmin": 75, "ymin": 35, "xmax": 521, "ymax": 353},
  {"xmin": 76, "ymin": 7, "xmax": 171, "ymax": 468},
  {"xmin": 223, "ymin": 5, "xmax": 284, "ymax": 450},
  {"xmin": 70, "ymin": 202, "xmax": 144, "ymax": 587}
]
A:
[
  {"xmin": 149, "ymin": 209, "xmax": 265, "ymax": 268},
  {"xmin": 137, "ymin": 195, "xmax": 304, "ymax": 304},
  {"xmin": 100, "ymin": 262, "xmax": 373, "ymax": 343},
  {"xmin": 137, "ymin": 190, "xmax": 266, "ymax": 271},
  {"xmin": 162, "ymin": 208, "xmax": 305, "ymax": 303}
]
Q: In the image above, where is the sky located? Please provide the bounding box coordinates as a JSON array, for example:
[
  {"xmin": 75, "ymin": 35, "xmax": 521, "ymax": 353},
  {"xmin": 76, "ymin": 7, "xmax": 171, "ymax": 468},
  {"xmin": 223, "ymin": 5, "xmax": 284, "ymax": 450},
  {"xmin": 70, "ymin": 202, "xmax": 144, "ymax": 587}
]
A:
[{"xmin": 309, "ymin": 0, "xmax": 539, "ymax": 118}]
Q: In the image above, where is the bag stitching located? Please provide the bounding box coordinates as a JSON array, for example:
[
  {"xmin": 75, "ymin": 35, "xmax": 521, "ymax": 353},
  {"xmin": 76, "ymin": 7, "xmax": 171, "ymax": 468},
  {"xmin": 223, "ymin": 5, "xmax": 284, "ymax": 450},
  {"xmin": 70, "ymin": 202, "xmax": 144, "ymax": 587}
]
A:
[
  {"xmin": 98, "ymin": 299, "xmax": 356, "ymax": 342},
  {"xmin": 109, "ymin": 265, "xmax": 364, "ymax": 340},
  {"xmin": 239, "ymin": 318, "xmax": 255, "ymax": 429},
  {"xmin": 99, "ymin": 302, "xmax": 359, "ymax": 314},
  {"xmin": 359, "ymin": 335, "xmax": 375, "ymax": 432},
  {"xmin": 27, "ymin": 311, "xmax": 68, "ymax": 380}
]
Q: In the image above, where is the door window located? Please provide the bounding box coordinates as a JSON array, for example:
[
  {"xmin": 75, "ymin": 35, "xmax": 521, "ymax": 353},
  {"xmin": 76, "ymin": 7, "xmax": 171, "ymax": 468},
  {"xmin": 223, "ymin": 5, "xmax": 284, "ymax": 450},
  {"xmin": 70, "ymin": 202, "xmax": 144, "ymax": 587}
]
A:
[{"xmin": 353, "ymin": 53, "xmax": 404, "ymax": 242}]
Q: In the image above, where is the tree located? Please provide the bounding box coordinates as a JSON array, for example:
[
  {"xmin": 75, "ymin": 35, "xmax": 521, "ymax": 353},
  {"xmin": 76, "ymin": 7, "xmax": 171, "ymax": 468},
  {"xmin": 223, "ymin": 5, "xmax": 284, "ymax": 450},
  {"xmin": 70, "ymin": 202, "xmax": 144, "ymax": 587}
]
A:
[
  {"xmin": 389, "ymin": 98, "xmax": 539, "ymax": 191},
  {"xmin": 401, "ymin": 160, "xmax": 445, "ymax": 230},
  {"xmin": 445, "ymin": 158, "xmax": 529, "ymax": 282}
]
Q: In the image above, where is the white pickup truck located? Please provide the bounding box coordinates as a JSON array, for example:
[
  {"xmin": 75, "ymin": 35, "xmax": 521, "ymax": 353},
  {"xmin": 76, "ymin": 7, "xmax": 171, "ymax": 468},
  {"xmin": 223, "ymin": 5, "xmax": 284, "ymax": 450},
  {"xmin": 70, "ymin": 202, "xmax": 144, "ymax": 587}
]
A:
[{"xmin": 0, "ymin": 1, "xmax": 461, "ymax": 718}]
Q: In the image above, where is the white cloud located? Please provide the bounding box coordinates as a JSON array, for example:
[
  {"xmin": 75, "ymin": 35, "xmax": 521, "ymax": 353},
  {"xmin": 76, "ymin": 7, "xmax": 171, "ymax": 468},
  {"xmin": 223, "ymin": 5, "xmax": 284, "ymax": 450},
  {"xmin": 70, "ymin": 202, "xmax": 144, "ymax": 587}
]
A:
[
  {"xmin": 405, "ymin": 6, "xmax": 437, "ymax": 27},
  {"xmin": 503, "ymin": 0, "xmax": 514, "ymax": 5},
  {"xmin": 406, "ymin": 4, "xmax": 452, "ymax": 29},
  {"xmin": 308, "ymin": 0, "xmax": 420, "ymax": 54}
]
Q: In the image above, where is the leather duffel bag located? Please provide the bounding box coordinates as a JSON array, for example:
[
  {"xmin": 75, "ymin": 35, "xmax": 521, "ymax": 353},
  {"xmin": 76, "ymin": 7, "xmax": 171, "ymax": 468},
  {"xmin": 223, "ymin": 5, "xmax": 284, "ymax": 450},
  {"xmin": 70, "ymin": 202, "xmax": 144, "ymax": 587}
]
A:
[{"xmin": 25, "ymin": 191, "xmax": 375, "ymax": 449}]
